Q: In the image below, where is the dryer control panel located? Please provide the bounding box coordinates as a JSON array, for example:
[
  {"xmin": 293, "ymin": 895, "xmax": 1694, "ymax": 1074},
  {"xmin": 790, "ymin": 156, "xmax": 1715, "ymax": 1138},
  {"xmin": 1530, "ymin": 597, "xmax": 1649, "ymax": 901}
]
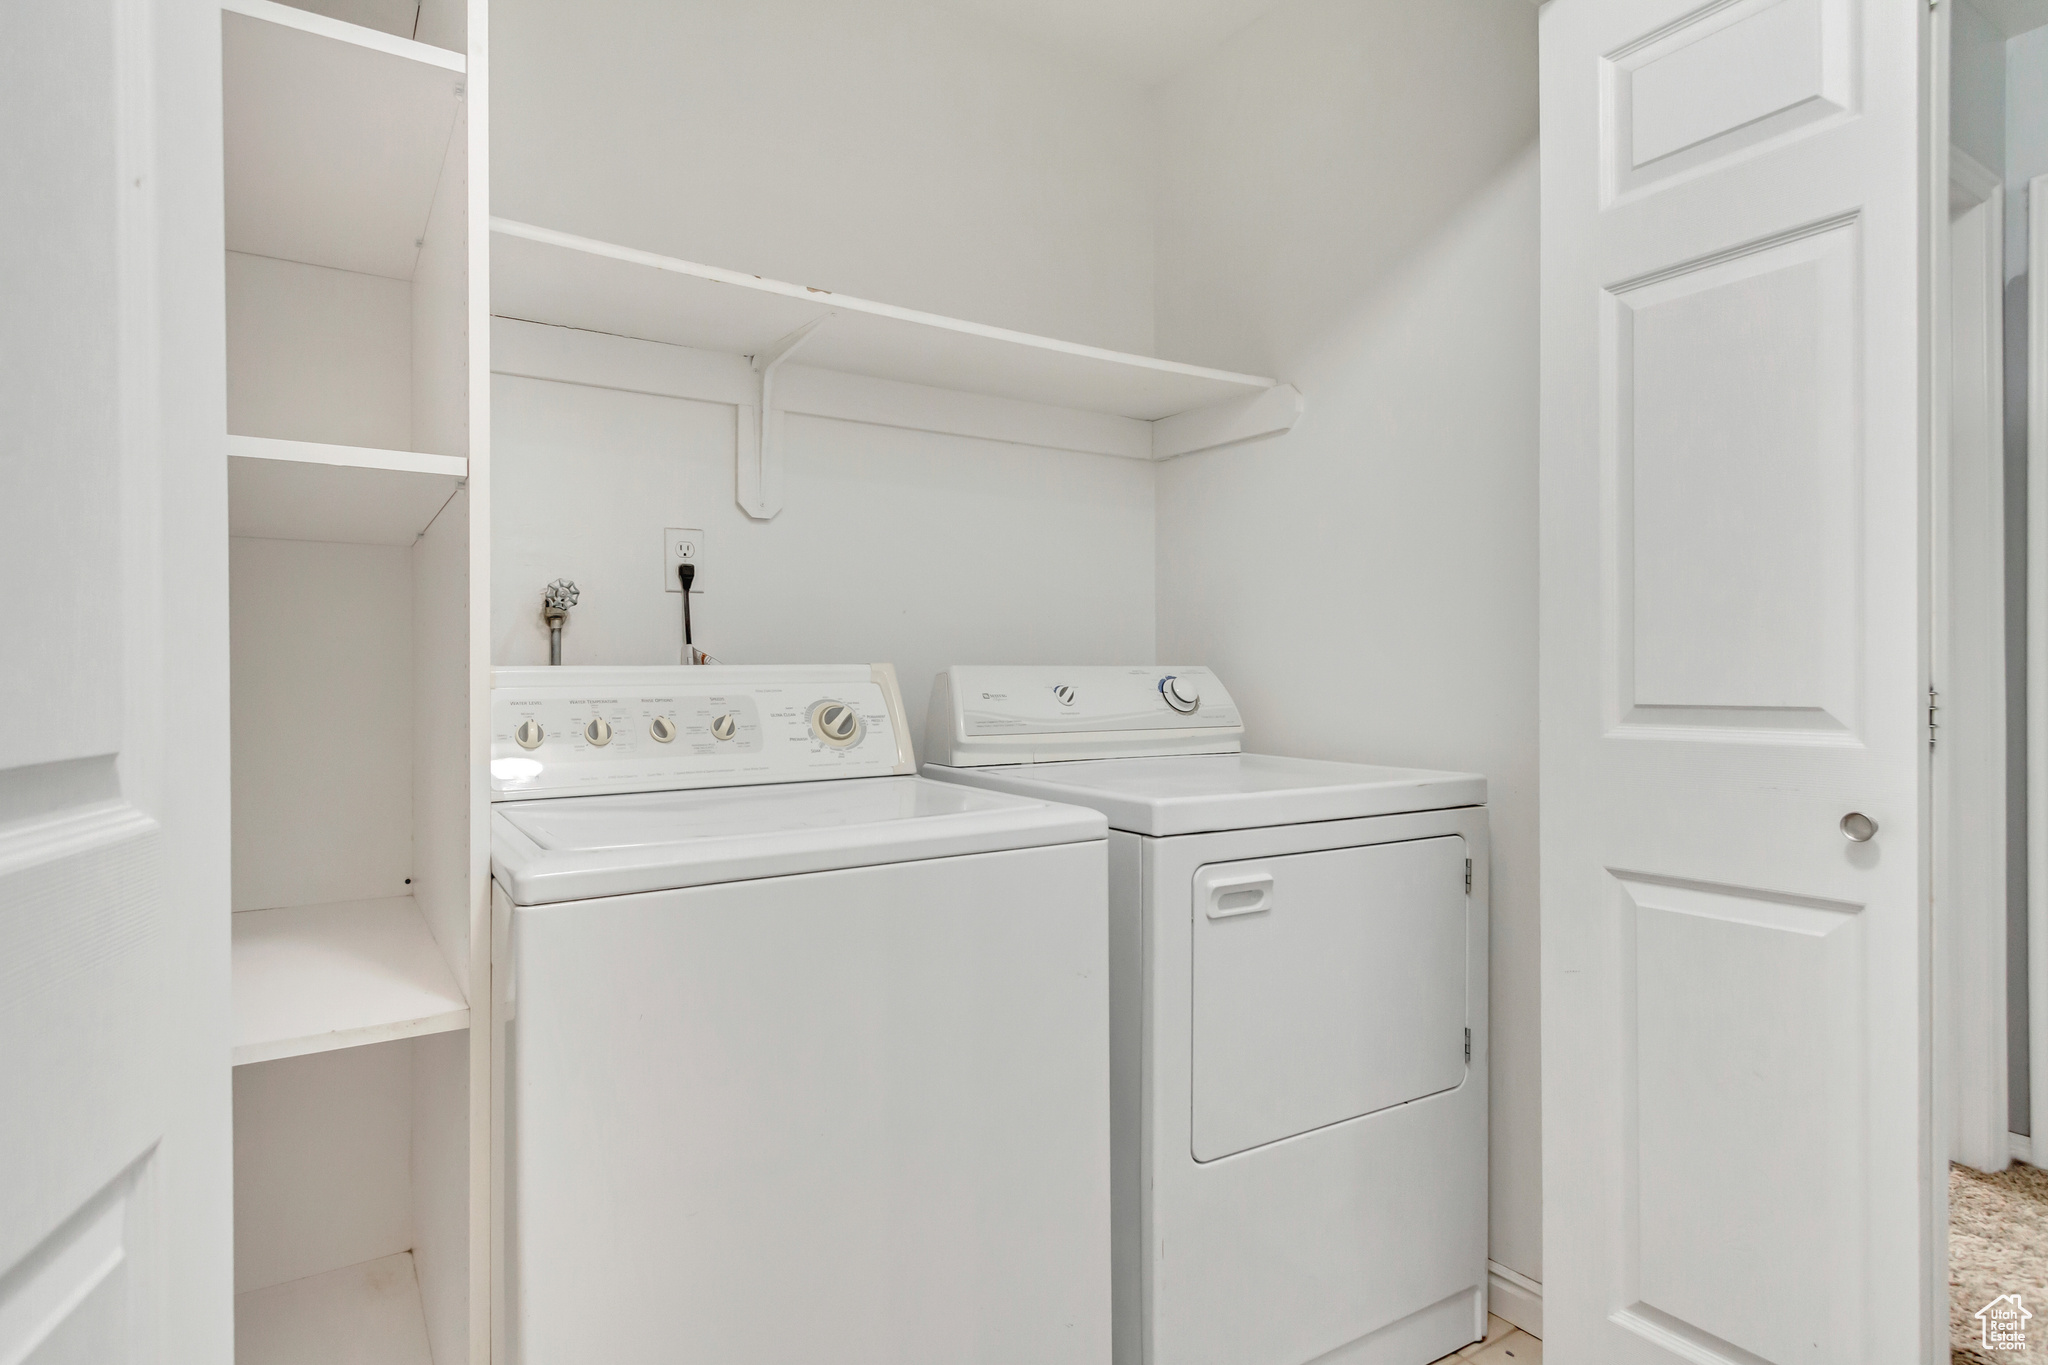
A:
[
  {"xmin": 925, "ymin": 665, "xmax": 1244, "ymax": 767},
  {"xmin": 491, "ymin": 664, "xmax": 916, "ymax": 800}
]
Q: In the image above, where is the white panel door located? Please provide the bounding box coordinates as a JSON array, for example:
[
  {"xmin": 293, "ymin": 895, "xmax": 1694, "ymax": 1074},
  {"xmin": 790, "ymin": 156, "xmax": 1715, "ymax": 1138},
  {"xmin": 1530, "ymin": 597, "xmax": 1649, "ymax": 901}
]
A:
[
  {"xmin": 1540, "ymin": 1, "xmax": 1933, "ymax": 1363},
  {"xmin": 0, "ymin": 1, "xmax": 231, "ymax": 1362}
]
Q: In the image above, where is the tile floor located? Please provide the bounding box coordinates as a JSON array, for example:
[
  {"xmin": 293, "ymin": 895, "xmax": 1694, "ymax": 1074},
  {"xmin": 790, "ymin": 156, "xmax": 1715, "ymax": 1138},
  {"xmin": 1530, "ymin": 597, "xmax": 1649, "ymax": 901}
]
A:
[{"xmin": 1430, "ymin": 1313, "xmax": 1543, "ymax": 1364}]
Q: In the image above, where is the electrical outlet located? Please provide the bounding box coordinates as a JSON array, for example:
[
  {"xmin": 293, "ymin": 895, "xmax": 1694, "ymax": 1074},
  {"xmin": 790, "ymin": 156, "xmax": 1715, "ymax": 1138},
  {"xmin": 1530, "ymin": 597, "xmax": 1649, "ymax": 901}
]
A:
[{"xmin": 663, "ymin": 528, "xmax": 705, "ymax": 593}]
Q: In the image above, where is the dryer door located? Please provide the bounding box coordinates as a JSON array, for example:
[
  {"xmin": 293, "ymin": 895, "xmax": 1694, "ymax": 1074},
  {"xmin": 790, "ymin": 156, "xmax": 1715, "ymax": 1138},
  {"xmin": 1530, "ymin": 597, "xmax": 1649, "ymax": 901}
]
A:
[{"xmin": 1190, "ymin": 835, "xmax": 1468, "ymax": 1161}]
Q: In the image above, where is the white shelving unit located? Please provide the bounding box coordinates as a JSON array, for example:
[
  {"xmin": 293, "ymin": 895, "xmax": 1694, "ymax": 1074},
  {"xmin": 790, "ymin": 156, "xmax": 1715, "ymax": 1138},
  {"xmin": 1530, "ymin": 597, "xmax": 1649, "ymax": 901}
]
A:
[
  {"xmin": 492, "ymin": 218, "xmax": 1278, "ymax": 417},
  {"xmin": 222, "ymin": 1, "xmax": 489, "ymax": 1362},
  {"xmin": 233, "ymin": 898, "xmax": 471, "ymax": 1066},
  {"xmin": 236, "ymin": 1253, "xmax": 437, "ymax": 1365},
  {"xmin": 229, "ymin": 436, "xmax": 467, "ymax": 544},
  {"xmin": 490, "ymin": 218, "xmax": 1303, "ymax": 516},
  {"xmin": 224, "ymin": 0, "xmax": 465, "ymax": 280}
]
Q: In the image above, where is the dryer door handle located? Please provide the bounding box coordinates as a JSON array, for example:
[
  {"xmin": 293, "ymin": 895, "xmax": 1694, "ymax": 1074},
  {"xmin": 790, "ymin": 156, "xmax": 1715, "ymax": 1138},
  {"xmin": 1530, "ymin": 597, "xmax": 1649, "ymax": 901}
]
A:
[{"xmin": 1202, "ymin": 871, "xmax": 1274, "ymax": 920}]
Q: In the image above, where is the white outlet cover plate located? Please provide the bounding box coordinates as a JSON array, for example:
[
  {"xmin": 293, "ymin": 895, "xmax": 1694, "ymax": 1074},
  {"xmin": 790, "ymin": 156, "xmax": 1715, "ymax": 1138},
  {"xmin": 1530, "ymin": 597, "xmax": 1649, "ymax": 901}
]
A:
[{"xmin": 663, "ymin": 527, "xmax": 704, "ymax": 593}]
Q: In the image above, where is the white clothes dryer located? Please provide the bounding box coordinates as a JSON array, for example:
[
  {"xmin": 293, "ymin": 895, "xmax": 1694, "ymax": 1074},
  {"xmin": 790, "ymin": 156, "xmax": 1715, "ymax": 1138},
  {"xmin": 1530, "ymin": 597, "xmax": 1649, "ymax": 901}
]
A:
[
  {"xmin": 923, "ymin": 665, "xmax": 1489, "ymax": 1365},
  {"xmin": 489, "ymin": 665, "xmax": 1111, "ymax": 1365}
]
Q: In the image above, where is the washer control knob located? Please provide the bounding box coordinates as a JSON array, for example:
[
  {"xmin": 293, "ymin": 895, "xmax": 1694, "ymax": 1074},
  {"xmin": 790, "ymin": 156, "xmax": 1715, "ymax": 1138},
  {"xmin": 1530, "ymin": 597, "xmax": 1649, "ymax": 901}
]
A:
[
  {"xmin": 1161, "ymin": 675, "xmax": 1201, "ymax": 713},
  {"xmin": 1053, "ymin": 684, "xmax": 1076, "ymax": 706},
  {"xmin": 812, "ymin": 702, "xmax": 862, "ymax": 747},
  {"xmin": 514, "ymin": 719, "xmax": 544, "ymax": 749},
  {"xmin": 584, "ymin": 716, "xmax": 612, "ymax": 746},
  {"xmin": 710, "ymin": 712, "xmax": 738, "ymax": 741},
  {"xmin": 649, "ymin": 716, "xmax": 677, "ymax": 743}
]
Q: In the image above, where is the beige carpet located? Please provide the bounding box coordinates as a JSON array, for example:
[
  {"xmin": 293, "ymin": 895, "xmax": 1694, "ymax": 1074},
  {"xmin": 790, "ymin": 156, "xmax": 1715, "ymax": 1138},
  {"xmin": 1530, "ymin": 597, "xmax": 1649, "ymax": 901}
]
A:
[{"xmin": 1953, "ymin": 1162, "xmax": 2048, "ymax": 1363}]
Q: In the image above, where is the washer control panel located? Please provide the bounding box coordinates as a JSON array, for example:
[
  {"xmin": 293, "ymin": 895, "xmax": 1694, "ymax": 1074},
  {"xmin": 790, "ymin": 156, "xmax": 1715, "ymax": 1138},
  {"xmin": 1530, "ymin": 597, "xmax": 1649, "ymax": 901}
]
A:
[
  {"xmin": 924, "ymin": 665, "xmax": 1243, "ymax": 767},
  {"xmin": 491, "ymin": 664, "xmax": 916, "ymax": 801}
]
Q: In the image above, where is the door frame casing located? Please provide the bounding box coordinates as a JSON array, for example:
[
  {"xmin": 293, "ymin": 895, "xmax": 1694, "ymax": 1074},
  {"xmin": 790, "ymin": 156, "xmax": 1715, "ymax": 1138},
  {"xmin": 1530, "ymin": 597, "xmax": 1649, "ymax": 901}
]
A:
[
  {"xmin": 2028, "ymin": 170, "xmax": 2048, "ymax": 1170},
  {"xmin": 1939, "ymin": 143, "xmax": 2009, "ymax": 1175}
]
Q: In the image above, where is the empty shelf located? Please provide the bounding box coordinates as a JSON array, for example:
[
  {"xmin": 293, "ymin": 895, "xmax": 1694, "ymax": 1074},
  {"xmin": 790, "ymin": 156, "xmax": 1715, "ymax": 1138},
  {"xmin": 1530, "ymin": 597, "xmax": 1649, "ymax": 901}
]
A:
[
  {"xmin": 490, "ymin": 218, "xmax": 1287, "ymax": 422},
  {"xmin": 233, "ymin": 896, "xmax": 469, "ymax": 1066},
  {"xmin": 225, "ymin": 1, "xmax": 465, "ymax": 280},
  {"xmin": 235, "ymin": 1252, "xmax": 434, "ymax": 1365},
  {"xmin": 228, "ymin": 435, "xmax": 465, "ymax": 545}
]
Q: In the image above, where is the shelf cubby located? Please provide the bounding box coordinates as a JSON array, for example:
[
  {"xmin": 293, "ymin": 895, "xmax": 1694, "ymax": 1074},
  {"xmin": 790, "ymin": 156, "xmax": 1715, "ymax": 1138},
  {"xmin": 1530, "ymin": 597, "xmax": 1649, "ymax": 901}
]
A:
[
  {"xmin": 235, "ymin": 1253, "xmax": 436, "ymax": 1365},
  {"xmin": 221, "ymin": 0, "xmax": 486, "ymax": 1359},
  {"xmin": 228, "ymin": 436, "xmax": 467, "ymax": 546},
  {"xmin": 224, "ymin": 0, "xmax": 465, "ymax": 281},
  {"xmin": 232, "ymin": 897, "xmax": 470, "ymax": 1066}
]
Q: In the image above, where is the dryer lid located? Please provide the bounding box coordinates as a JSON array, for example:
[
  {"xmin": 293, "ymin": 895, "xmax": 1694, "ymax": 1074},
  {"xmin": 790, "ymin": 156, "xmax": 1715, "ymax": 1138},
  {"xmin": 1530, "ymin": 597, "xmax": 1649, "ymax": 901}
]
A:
[
  {"xmin": 921, "ymin": 753, "xmax": 1484, "ymax": 837},
  {"xmin": 492, "ymin": 775, "xmax": 1105, "ymax": 905}
]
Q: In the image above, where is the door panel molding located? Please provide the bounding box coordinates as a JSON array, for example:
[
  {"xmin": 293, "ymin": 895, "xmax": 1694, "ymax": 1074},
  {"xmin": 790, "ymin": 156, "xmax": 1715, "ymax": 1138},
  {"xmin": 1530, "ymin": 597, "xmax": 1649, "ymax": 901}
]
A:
[
  {"xmin": 0, "ymin": 1152, "xmax": 155, "ymax": 1365},
  {"xmin": 1612, "ymin": 871, "xmax": 1863, "ymax": 1362},
  {"xmin": 1602, "ymin": 0, "xmax": 1858, "ymax": 205},
  {"xmin": 1602, "ymin": 215, "xmax": 1863, "ymax": 743}
]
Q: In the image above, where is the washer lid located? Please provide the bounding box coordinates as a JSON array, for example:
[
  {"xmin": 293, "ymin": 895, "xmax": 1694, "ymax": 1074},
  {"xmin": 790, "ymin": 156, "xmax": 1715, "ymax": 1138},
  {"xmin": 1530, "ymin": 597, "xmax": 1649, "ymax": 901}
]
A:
[
  {"xmin": 491, "ymin": 775, "xmax": 1106, "ymax": 905},
  {"xmin": 921, "ymin": 753, "xmax": 1484, "ymax": 837}
]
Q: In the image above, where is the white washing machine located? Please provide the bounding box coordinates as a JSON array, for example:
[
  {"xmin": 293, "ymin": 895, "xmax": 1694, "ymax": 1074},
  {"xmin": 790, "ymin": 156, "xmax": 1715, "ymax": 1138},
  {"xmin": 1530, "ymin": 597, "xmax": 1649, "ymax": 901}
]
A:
[
  {"xmin": 489, "ymin": 664, "xmax": 1111, "ymax": 1365},
  {"xmin": 922, "ymin": 665, "xmax": 1489, "ymax": 1365}
]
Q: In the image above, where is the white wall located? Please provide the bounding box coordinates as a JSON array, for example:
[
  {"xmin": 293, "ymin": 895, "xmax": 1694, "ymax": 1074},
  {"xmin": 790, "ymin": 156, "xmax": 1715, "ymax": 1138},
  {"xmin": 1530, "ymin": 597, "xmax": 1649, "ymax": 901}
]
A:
[
  {"xmin": 2009, "ymin": 27, "xmax": 2048, "ymax": 279},
  {"xmin": 234, "ymin": 1041, "xmax": 415, "ymax": 1293},
  {"xmin": 410, "ymin": 1029, "xmax": 469, "ymax": 1365},
  {"xmin": 492, "ymin": 0, "xmax": 1158, "ymax": 354},
  {"xmin": 1148, "ymin": 0, "xmax": 1542, "ymax": 1286},
  {"xmin": 491, "ymin": 347, "xmax": 1158, "ymax": 743},
  {"xmin": 489, "ymin": 0, "xmax": 1166, "ymax": 736},
  {"xmin": 226, "ymin": 251, "xmax": 412, "ymax": 449},
  {"xmin": 231, "ymin": 536, "xmax": 415, "ymax": 912},
  {"xmin": 1956, "ymin": 0, "xmax": 2007, "ymax": 177},
  {"xmin": 489, "ymin": 0, "xmax": 1543, "ymax": 1294}
]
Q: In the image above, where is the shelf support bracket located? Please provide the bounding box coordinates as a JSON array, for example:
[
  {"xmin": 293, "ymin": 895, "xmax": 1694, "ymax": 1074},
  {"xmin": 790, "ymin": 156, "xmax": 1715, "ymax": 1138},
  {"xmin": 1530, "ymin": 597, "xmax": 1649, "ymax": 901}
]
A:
[
  {"xmin": 1150, "ymin": 383, "xmax": 1303, "ymax": 460},
  {"xmin": 738, "ymin": 314, "xmax": 832, "ymax": 519}
]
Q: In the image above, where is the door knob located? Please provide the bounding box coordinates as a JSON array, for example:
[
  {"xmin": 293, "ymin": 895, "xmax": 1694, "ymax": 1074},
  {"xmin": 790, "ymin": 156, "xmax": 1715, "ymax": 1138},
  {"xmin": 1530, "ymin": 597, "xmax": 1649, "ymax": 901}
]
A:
[{"xmin": 1840, "ymin": 812, "xmax": 1877, "ymax": 843}]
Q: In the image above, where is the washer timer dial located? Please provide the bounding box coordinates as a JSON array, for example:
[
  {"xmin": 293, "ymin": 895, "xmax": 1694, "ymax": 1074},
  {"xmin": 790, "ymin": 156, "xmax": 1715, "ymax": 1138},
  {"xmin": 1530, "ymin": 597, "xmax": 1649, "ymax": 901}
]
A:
[
  {"xmin": 810, "ymin": 701, "xmax": 863, "ymax": 748},
  {"xmin": 1160, "ymin": 675, "xmax": 1201, "ymax": 714}
]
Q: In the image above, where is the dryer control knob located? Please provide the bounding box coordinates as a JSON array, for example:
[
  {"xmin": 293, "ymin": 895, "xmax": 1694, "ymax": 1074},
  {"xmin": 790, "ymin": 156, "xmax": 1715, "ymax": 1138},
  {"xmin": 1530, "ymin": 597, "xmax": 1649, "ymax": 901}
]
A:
[
  {"xmin": 584, "ymin": 716, "xmax": 612, "ymax": 746},
  {"xmin": 649, "ymin": 716, "xmax": 677, "ymax": 743},
  {"xmin": 812, "ymin": 702, "xmax": 862, "ymax": 747},
  {"xmin": 710, "ymin": 712, "xmax": 738, "ymax": 741},
  {"xmin": 1162, "ymin": 675, "xmax": 1201, "ymax": 713},
  {"xmin": 514, "ymin": 719, "xmax": 544, "ymax": 749}
]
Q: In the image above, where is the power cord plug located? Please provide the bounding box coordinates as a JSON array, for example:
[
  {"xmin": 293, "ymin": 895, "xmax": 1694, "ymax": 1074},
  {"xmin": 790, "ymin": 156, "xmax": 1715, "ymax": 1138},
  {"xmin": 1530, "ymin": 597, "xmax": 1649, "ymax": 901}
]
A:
[{"xmin": 678, "ymin": 562, "xmax": 697, "ymax": 664}]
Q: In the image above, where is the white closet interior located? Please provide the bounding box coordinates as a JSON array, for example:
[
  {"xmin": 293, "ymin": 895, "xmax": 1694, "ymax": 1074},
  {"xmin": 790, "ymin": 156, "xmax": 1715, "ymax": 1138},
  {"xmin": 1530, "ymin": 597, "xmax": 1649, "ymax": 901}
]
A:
[
  {"xmin": 222, "ymin": 1, "xmax": 485, "ymax": 1362},
  {"xmin": 482, "ymin": 8, "xmax": 1539, "ymax": 1325},
  {"xmin": 211, "ymin": 0, "xmax": 1542, "ymax": 1355}
]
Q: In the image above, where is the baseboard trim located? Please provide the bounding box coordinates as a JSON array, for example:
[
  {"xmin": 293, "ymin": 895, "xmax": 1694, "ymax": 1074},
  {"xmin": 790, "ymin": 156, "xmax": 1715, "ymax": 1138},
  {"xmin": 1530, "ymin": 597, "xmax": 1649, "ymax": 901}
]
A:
[
  {"xmin": 2013, "ymin": 1131, "xmax": 2035, "ymax": 1165},
  {"xmin": 1487, "ymin": 1260, "xmax": 1542, "ymax": 1339}
]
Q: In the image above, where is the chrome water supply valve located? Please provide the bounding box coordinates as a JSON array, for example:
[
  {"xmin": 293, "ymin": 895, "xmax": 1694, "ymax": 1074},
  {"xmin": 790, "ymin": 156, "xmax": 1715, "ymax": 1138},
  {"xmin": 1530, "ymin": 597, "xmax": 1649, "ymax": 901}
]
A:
[{"xmin": 543, "ymin": 579, "xmax": 579, "ymax": 665}]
